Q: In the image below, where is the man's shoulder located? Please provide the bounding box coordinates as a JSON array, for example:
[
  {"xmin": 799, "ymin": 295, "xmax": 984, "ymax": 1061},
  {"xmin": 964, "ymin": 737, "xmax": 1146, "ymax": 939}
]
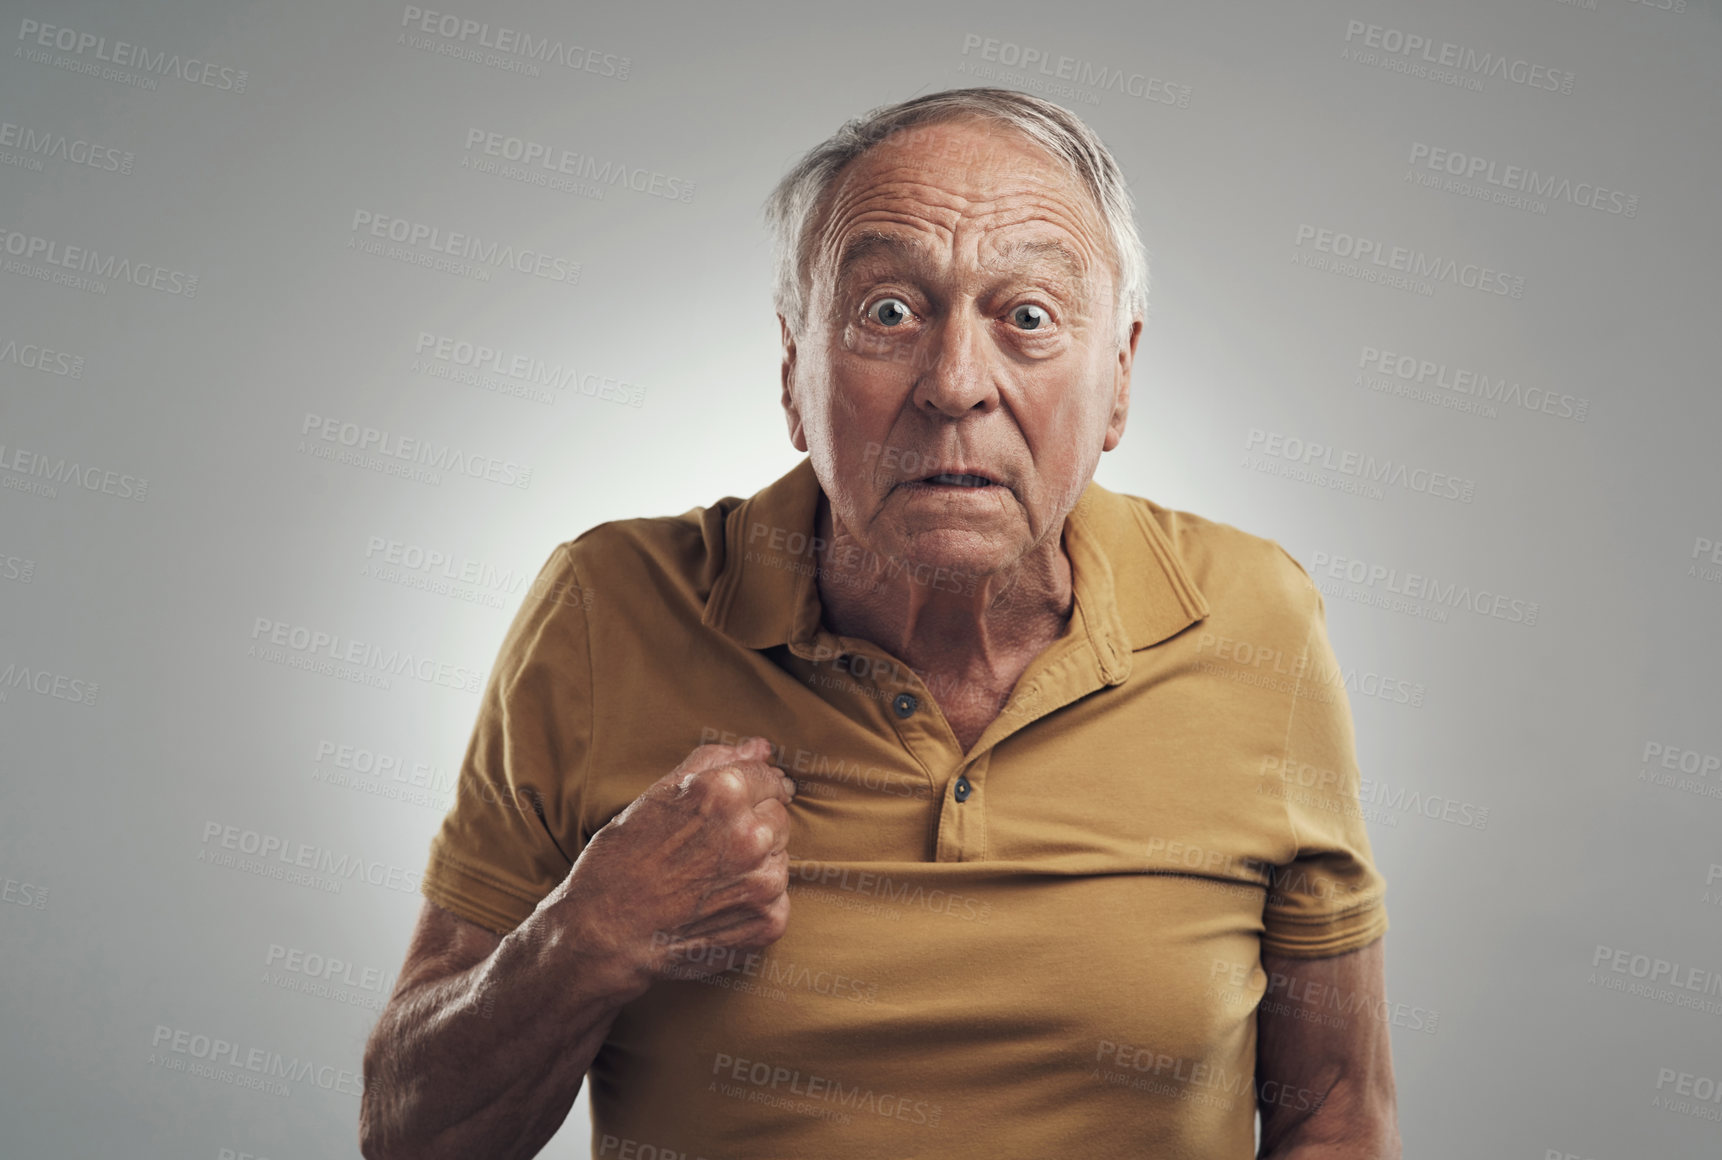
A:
[
  {"xmin": 553, "ymin": 490, "xmax": 749, "ymax": 608},
  {"xmin": 1106, "ymin": 490, "xmax": 1320, "ymax": 621}
]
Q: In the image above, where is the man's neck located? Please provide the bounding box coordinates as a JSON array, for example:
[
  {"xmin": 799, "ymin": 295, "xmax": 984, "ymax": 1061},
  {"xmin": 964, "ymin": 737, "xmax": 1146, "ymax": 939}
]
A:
[{"xmin": 811, "ymin": 492, "xmax": 1076, "ymax": 680}]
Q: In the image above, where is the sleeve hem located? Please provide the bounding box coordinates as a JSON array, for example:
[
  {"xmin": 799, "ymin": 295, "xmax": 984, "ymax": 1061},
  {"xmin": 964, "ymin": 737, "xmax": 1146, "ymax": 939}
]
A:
[
  {"xmin": 421, "ymin": 844, "xmax": 550, "ymax": 936},
  {"xmin": 1261, "ymin": 901, "xmax": 1389, "ymax": 959}
]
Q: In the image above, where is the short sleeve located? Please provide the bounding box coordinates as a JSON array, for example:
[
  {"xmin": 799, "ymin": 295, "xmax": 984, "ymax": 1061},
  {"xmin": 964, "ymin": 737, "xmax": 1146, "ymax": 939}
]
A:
[
  {"xmin": 420, "ymin": 543, "xmax": 592, "ymax": 935},
  {"xmin": 1259, "ymin": 569, "xmax": 1390, "ymax": 958}
]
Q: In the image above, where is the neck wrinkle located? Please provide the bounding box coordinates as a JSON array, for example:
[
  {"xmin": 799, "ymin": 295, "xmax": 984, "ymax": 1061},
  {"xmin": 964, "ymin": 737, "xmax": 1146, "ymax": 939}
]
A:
[{"xmin": 812, "ymin": 490, "xmax": 1075, "ymax": 681}]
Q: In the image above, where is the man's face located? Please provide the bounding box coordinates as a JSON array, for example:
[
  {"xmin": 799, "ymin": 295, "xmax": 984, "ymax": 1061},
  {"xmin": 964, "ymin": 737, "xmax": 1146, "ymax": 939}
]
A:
[{"xmin": 780, "ymin": 116, "xmax": 1139, "ymax": 579}]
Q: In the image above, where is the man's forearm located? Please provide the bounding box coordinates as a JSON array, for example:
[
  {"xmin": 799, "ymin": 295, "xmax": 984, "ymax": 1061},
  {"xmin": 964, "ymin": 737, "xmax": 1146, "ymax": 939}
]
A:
[
  {"xmin": 1255, "ymin": 939, "xmax": 1400, "ymax": 1160},
  {"xmin": 1257, "ymin": 1076, "xmax": 1400, "ymax": 1159},
  {"xmin": 360, "ymin": 896, "xmax": 645, "ymax": 1160}
]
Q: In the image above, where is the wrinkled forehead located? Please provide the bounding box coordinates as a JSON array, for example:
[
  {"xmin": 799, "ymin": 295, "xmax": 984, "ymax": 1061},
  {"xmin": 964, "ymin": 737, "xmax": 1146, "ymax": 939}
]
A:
[{"xmin": 808, "ymin": 117, "xmax": 1111, "ymax": 285}]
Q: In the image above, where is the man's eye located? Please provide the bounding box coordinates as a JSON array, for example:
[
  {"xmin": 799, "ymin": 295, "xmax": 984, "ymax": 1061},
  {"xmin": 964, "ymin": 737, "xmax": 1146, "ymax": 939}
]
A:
[
  {"xmin": 867, "ymin": 297, "xmax": 912, "ymax": 327},
  {"xmin": 1010, "ymin": 304, "xmax": 1050, "ymax": 331}
]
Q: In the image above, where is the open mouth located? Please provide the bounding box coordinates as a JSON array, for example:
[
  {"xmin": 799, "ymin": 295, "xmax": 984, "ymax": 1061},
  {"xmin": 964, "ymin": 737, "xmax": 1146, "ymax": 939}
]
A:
[{"xmin": 918, "ymin": 472, "xmax": 998, "ymax": 488}]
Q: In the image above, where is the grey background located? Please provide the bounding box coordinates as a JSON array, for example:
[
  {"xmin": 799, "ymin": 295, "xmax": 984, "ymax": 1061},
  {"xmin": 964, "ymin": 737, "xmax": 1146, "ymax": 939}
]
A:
[{"xmin": 2, "ymin": 0, "xmax": 1719, "ymax": 1157}]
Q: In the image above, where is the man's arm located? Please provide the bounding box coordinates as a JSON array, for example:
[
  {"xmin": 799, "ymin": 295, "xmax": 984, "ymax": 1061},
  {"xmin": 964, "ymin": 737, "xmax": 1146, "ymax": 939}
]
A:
[
  {"xmin": 1255, "ymin": 936, "xmax": 1400, "ymax": 1159},
  {"xmin": 359, "ymin": 736, "xmax": 797, "ymax": 1160},
  {"xmin": 359, "ymin": 894, "xmax": 642, "ymax": 1160}
]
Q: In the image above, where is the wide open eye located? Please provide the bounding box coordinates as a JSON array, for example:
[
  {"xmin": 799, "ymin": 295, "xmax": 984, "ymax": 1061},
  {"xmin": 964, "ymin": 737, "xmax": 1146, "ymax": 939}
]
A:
[
  {"xmin": 1009, "ymin": 303, "xmax": 1051, "ymax": 331},
  {"xmin": 867, "ymin": 297, "xmax": 912, "ymax": 327}
]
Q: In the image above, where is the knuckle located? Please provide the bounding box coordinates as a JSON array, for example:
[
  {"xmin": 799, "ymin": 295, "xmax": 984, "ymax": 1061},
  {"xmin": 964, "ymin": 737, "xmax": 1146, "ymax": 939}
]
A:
[
  {"xmin": 708, "ymin": 767, "xmax": 747, "ymax": 803},
  {"xmin": 746, "ymin": 820, "xmax": 776, "ymax": 860},
  {"xmin": 727, "ymin": 817, "xmax": 770, "ymax": 864},
  {"xmin": 684, "ymin": 766, "xmax": 744, "ymax": 813}
]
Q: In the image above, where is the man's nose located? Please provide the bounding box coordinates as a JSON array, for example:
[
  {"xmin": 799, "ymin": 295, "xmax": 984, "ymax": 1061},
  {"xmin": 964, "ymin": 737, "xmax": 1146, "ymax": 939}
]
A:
[{"xmin": 912, "ymin": 309, "xmax": 999, "ymax": 418}]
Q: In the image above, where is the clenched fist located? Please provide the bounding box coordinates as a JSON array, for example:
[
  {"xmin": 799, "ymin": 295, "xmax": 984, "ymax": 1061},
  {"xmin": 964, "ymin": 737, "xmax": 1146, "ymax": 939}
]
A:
[{"xmin": 552, "ymin": 736, "xmax": 797, "ymax": 998}]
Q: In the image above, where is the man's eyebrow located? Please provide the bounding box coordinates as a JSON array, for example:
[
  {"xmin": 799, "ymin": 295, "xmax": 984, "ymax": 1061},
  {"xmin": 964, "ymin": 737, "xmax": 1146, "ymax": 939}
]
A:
[
  {"xmin": 833, "ymin": 229, "xmax": 928, "ymax": 282},
  {"xmin": 986, "ymin": 237, "xmax": 1089, "ymax": 285},
  {"xmin": 832, "ymin": 230, "xmax": 1090, "ymax": 287}
]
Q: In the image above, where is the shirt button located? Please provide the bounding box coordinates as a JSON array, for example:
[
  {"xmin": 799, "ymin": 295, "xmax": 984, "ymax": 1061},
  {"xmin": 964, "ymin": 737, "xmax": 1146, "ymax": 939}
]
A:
[
  {"xmin": 953, "ymin": 775, "xmax": 972, "ymax": 802},
  {"xmin": 892, "ymin": 692, "xmax": 918, "ymax": 718}
]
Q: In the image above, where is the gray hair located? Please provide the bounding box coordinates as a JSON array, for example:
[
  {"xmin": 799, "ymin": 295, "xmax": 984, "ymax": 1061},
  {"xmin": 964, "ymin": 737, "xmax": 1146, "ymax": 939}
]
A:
[{"xmin": 763, "ymin": 86, "xmax": 1149, "ymax": 348}]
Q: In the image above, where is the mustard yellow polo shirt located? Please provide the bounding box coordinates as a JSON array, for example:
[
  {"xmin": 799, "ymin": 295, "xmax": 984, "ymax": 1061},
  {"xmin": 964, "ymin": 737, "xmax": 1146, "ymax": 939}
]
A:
[{"xmin": 421, "ymin": 454, "xmax": 1389, "ymax": 1159}]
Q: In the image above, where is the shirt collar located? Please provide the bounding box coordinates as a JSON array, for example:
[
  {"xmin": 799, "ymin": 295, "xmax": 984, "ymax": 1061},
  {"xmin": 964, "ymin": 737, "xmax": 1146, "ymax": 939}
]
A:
[{"xmin": 702, "ymin": 455, "xmax": 1209, "ymax": 675}]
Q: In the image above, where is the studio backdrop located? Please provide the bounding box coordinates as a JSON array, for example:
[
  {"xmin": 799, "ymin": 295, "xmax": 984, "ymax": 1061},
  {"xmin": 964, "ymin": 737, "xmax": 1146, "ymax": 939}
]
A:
[{"xmin": 2, "ymin": 0, "xmax": 1719, "ymax": 1157}]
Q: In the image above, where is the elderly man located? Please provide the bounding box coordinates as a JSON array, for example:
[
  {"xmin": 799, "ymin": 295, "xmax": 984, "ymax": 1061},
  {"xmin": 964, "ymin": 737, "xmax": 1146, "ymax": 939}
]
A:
[{"xmin": 360, "ymin": 87, "xmax": 1398, "ymax": 1159}]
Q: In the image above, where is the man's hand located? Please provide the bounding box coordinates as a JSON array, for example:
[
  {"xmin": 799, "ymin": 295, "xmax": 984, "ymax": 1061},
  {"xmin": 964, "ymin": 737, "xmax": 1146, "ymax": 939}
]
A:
[{"xmin": 552, "ymin": 735, "xmax": 798, "ymax": 995}]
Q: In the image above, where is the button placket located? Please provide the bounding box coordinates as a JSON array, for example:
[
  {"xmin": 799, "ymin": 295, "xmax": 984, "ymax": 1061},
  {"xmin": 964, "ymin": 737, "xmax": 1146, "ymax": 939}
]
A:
[
  {"xmin": 934, "ymin": 751, "xmax": 989, "ymax": 861},
  {"xmin": 819, "ymin": 644, "xmax": 953, "ymax": 802}
]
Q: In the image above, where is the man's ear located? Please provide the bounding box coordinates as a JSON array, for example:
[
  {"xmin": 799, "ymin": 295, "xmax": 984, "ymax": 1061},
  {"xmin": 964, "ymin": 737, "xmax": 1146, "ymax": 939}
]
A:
[
  {"xmin": 779, "ymin": 312, "xmax": 807, "ymax": 452},
  {"xmin": 1103, "ymin": 317, "xmax": 1142, "ymax": 453}
]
